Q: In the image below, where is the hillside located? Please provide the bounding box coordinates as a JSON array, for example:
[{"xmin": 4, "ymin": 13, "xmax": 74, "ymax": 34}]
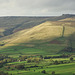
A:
[
  {"xmin": 0, "ymin": 20, "xmax": 75, "ymax": 55},
  {"xmin": 0, "ymin": 14, "xmax": 75, "ymax": 37}
]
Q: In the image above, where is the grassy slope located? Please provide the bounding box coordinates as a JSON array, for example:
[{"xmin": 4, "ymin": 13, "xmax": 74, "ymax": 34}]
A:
[
  {"xmin": 0, "ymin": 28, "xmax": 5, "ymax": 37},
  {"xmin": 0, "ymin": 16, "xmax": 63, "ymax": 36},
  {"xmin": 0, "ymin": 14, "xmax": 75, "ymax": 36},
  {"xmin": 1, "ymin": 21, "xmax": 75, "ymax": 44},
  {"xmin": 0, "ymin": 17, "xmax": 50, "ymax": 36},
  {"xmin": 0, "ymin": 21, "xmax": 75, "ymax": 55},
  {"xmin": 59, "ymin": 17, "xmax": 75, "ymax": 21}
]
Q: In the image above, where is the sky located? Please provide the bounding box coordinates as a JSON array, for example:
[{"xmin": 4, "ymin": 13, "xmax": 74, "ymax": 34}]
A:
[{"xmin": 0, "ymin": 0, "xmax": 75, "ymax": 16}]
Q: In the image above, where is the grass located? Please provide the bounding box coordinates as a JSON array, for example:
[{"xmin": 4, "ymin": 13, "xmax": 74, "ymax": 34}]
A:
[
  {"xmin": 0, "ymin": 21, "xmax": 75, "ymax": 56},
  {"xmin": 59, "ymin": 17, "xmax": 75, "ymax": 21},
  {"xmin": 8, "ymin": 61, "xmax": 27, "ymax": 65},
  {"xmin": 1, "ymin": 21, "xmax": 75, "ymax": 44},
  {"xmin": 0, "ymin": 42, "xmax": 66, "ymax": 55},
  {"xmin": 8, "ymin": 71, "xmax": 45, "ymax": 75},
  {"xmin": 0, "ymin": 36, "xmax": 74, "ymax": 55},
  {"xmin": 4, "ymin": 62, "xmax": 75, "ymax": 75}
]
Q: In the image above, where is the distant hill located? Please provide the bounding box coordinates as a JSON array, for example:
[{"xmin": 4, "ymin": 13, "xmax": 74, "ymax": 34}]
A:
[{"xmin": 0, "ymin": 14, "xmax": 75, "ymax": 37}]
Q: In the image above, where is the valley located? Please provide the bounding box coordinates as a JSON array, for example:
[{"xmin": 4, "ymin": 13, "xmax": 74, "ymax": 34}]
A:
[{"xmin": 0, "ymin": 14, "xmax": 75, "ymax": 75}]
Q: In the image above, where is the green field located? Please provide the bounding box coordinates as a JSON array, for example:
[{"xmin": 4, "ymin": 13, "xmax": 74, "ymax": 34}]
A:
[
  {"xmin": 0, "ymin": 36, "xmax": 75, "ymax": 56},
  {"xmin": 0, "ymin": 58, "xmax": 75, "ymax": 75}
]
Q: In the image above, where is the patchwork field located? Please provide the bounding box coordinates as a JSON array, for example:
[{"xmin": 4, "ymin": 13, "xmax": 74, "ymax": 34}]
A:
[{"xmin": 0, "ymin": 55, "xmax": 75, "ymax": 75}]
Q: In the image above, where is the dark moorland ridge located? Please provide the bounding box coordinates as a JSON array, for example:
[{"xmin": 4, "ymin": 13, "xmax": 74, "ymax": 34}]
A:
[{"xmin": 0, "ymin": 14, "xmax": 75, "ymax": 37}]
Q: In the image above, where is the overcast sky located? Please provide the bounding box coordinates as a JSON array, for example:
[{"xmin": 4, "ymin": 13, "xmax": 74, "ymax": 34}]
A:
[{"xmin": 0, "ymin": 0, "xmax": 75, "ymax": 16}]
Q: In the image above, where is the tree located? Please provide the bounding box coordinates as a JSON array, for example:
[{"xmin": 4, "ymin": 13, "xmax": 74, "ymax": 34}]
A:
[
  {"xmin": 54, "ymin": 60, "xmax": 59, "ymax": 65},
  {"xmin": 19, "ymin": 55, "xmax": 27, "ymax": 61},
  {"xmin": 52, "ymin": 71, "xmax": 55, "ymax": 75},
  {"xmin": 34, "ymin": 58, "xmax": 41, "ymax": 63},
  {"xmin": 40, "ymin": 55, "xmax": 43, "ymax": 59},
  {"xmin": 27, "ymin": 58, "xmax": 32, "ymax": 63},
  {"xmin": 41, "ymin": 70, "xmax": 46, "ymax": 74},
  {"xmin": 60, "ymin": 61, "xmax": 64, "ymax": 64},
  {"xmin": 0, "ymin": 71, "xmax": 9, "ymax": 75},
  {"xmin": 15, "ymin": 64, "xmax": 25, "ymax": 70},
  {"xmin": 70, "ymin": 57, "xmax": 73, "ymax": 61}
]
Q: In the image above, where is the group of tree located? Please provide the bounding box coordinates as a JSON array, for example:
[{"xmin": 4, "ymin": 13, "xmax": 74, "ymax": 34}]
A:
[
  {"xmin": 41, "ymin": 70, "xmax": 55, "ymax": 75},
  {"xmin": 0, "ymin": 71, "xmax": 11, "ymax": 75},
  {"xmin": 0, "ymin": 54, "xmax": 17, "ymax": 68},
  {"xmin": 15, "ymin": 64, "xmax": 25, "ymax": 70},
  {"xmin": 27, "ymin": 57, "xmax": 42, "ymax": 63},
  {"xmin": 19, "ymin": 55, "xmax": 27, "ymax": 61},
  {"xmin": 53, "ymin": 57, "xmax": 74, "ymax": 65},
  {"xmin": 44, "ymin": 54, "xmax": 69, "ymax": 59},
  {"xmin": 0, "ymin": 54, "xmax": 8, "ymax": 60}
]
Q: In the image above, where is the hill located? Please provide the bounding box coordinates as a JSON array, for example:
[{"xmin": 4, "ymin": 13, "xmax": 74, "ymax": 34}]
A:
[
  {"xmin": 0, "ymin": 14, "xmax": 75, "ymax": 37},
  {"xmin": 0, "ymin": 19, "xmax": 75, "ymax": 55}
]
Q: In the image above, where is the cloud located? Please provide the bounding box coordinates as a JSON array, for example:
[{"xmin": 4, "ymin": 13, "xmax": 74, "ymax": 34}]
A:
[{"xmin": 0, "ymin": 0, "xmax": 75, "ymax": 16}]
